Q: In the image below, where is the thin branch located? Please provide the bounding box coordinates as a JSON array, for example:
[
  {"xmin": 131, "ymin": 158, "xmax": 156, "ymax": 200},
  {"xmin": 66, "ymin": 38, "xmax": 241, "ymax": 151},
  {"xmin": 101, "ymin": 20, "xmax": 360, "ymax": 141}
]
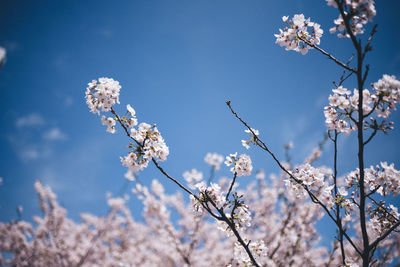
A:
[
  {"xmin": 362, "ymin": 64, "xmax": 370, "ymax": 86},
  {"xmin": 111, "ymin": 107, "xmax": 197, "ymax": 199},
  {"xmin": 225, "ymin": 100, "xmax": 362, "ymax": 256},
  {"xmin": 298, "ymin": 36, "xmax": 356, "ymax": 73},
  {"xmin": 364, "ymin": 128, "xmax": 378, "ymax": 146},
  {"xmin": 365, "ymin": 186, "xmax": 380, "ymax": 197},
  {"xmin": 332, "ymin": 131, "xmax": 346, "ymax": 264},
  {"xmin": 152, "ymin": 159, "xmax": 195, "ymax": 197},
  {"xmin": 226, "ymin": 173, "xmax": 238, "ymax": 201},
  {"xmin": 367, "ymin": 196, "xmax": 400, "ymax": 223},
  {"xmin": 334, "ymin": 1, "xmax": 370, "ymax": 264},
  {"xmin": 112, "ymin": 107, "xmax": 259, "ymax": 266},
  {"xmin": 369, "ymin": 221, "xmax": 400, "ymax": 250},
  {"xmin": 362, "ymin": 24, "xmax": 378, "ymax": 61},
  {"xmin": 207, "ymin": 195, "xmax": 261, "ymax": 267}
]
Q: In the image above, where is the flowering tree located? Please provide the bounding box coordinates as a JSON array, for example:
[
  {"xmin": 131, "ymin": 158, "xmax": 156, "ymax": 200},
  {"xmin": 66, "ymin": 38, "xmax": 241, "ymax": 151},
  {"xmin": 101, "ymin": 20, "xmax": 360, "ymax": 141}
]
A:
[{"xmin": 1, "ymin": 0, "xmax": 399, "ymax": 266}]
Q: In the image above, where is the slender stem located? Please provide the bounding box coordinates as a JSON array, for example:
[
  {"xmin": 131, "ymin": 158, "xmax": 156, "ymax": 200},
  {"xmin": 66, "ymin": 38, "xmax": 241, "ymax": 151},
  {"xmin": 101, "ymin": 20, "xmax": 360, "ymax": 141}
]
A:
[
  {"xmin": 225, "ymin": 100, "xmax": 362, "ymax": 256},
  {"xmin": 226, "ymin": 173, "xmax": 237, "ymax": 201},
  {"xmin": 299, "ymin": 36, "xmax": 356, "ymax": 73},
  {"xmin": 152, "ymin": 159, "xmax": 195, "ymax": 197},
  {"xmin": 332, "ymin": 131, "xmax": 346, "ymax": 264},
  {"xmin": 112, "ymin": 107, "xmax": 259, "ymax": 266},
  {"xmin": 369, "ymin": 221, "xmax": 400, "ymax": 251},
  {"xmin": 367, "ymin": 196, "xmax": 400, "ymax": 223},
  {"xmin": 335, "ymin": 1, "xmax": 370, "ymax": 265},
  {"xmin": 207, "ymin": 196, "xmax": 261, "ymax": 267},
  {"xmin": 364, "ymin": 127, "xmax": 378, "ymax": 146}
]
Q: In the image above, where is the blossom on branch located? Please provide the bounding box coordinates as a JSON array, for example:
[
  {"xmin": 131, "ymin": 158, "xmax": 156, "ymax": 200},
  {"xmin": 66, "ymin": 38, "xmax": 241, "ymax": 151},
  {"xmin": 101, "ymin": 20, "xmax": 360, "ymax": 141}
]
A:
[
  {"xmin": 225, "ymin": 153, "xmax": 253, "ymax": 176},
  {"xmin": 85, "ymin": 77, "xmax": 121, "ymax": 114},
  {"xmin": 275, "ymin": 14, "xmax": 323, "ymax": 55},
  {"xmin": 101, "ymin": 115, "xmax": 116, "ymax": 134},
  {"xmin": 327, "ymin": 0, "xmax": 376, "ymax": 38},
  {"xmin": 241, "ymin": 128, "xmax": 259, "ymax": 149},
  {"xmin": 183, "ymin": 168, "xmax": 203, "ymax": 189},
  {"xmin": 372, "ymin": 74, "xmax": 400, "ymax": 118}
]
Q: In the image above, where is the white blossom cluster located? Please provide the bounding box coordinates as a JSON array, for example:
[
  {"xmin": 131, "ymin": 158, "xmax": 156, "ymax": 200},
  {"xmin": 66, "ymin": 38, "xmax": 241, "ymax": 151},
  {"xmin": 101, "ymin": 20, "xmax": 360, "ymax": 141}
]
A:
[
  {"xmin": 230, "ymin": 240, "xmax": 268, "ymax": 267},
  {"xmin": 101, "ymin": 115, "xmax": 116, "ymax": 133},
  {"xmin": 327, "ymin": 0, "xmax": 376, "ymax": 38},
  {"xmin": 225, "ymin": 153, "xmax": 253, "ymax": 176},
  {"xmin": 369, "ymin": 204, "xmax": 399, "ymax": 238},
  {"xmin": 323, "ymin": 76, "xmax": 400, "ymax": 135},
  {"xmin": 231, "ymin": 204, "xmax": 252, "ymax": 229},
  {"xmin": 121, "ymin": 122, "xmax": 169, "ymax": 171},
  {"xmin": 324, "ymin": 86, "xmax": 360, "ymax": 134},
  {"xmin": 275, "ymin": 14, "xmax": 323, "ymax": 55},
  {"xmin": 217, "ymin": 203, "xmax": 252, "ymax": 237},
  {"xmin": 342, "ymin": 258, "xmax": 360, "ymax": 267},
  {"xmin": 183, "ymin": 168, "xmax": 203, "ymax": 189},
  {"xmin": 255, "ymin": 169, "xmax": 265, "ymax": 180},
  {"xmin": 85, "ymin": 78, "xmax": 169, "ymax": 173},
  {"xmin": 85, "ymin": 77, "xmax": 121, "ymax": 114},
  {"xmin": 2, "ymin": 168, "xmax": 399, "ymax": 266},
  {"xmin": 241, "ymin": 128, "xmax": 259, "ymax": 149},
  {"xmin": 372, "ymin": 74, "xmax": 400, "ymax": 118},
  {"xmin": 304, "ymin": 147, "xmax": 322, "ymax": 164},
  {"xmin": 204, "ymin": 152, "xmax": 224, "ymax": 170},
  {"xmin": 286, "ymin": 164, "xmax": 334, "ymax": 208},
  {"xmin": 346, "ymin": 162, "xmax": 400, "ymax": 196},
  {"xmin": 191, "ymin": 181, "xmax": 226, "ymax": 213}
]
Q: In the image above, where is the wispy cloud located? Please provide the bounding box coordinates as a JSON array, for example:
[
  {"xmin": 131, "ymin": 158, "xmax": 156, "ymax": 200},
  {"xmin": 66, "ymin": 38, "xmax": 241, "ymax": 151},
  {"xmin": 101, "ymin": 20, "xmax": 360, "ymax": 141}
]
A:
[
  {"xmin": 42, "ymin": 128, "xmax": 67, "ymax": 141},
  {"xmin": 19, "ymin": 148, "xmax": 40, "ymax": 160},
  {"xmin": 10, "ymin": 114, "xmax": 66, "ymax": 162},
  {"xmin": 15, "ymin": 113, "xmax": 45, "ymax": 128}
]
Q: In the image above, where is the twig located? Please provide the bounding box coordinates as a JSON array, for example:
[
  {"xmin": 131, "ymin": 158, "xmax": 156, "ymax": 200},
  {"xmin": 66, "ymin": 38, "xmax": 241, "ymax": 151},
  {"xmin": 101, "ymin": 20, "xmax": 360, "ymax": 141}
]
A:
[
  {"xmin": 298, "ymin": 36, "xmax": 356, "ymax": 73},
  {"xmin": 226, "ymin": 173, "xmax": 237, "ymax": 201},
  {"xmin": 112, "ymin": 107, "xmax": 260, "ymax": 266},
  {"xmin": 369, "ymin": 221, "xmax": 400, "ymax": 251},
  {"xmin": 225, "ymin": 100, "xmax": 362, "ymax": 256}
]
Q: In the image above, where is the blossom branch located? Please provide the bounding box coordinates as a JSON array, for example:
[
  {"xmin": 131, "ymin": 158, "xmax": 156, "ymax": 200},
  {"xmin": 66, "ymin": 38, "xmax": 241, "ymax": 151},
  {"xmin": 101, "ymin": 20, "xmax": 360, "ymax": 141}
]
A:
[
  {"xmin": 362, "ymin": 24, "xmax": 378, "ymax": 61},
  {"xmin": 332, "ymin": 130, "xmax": 346, "ymax": 264},
  {"xmin": 226, "ymin": 173, "xmax": 237, "ymax": 201},
  {"xmin": 225, "ymin": 100, "xmax": 362, "ymax": 256},
  {"xmin": 363, "ymin": 122, "xmax": 378, "ymax": 146},
  {"xmin": 369, "ymin": 221, "xmax": 400, "ymax": 251},
  {"xmin": 298, "ymin": 36, "xmax": 356, "ymax": 72},
  {"xmin": 206, "ymin": 194, "xmax": 261, "ymax": 267},
  {"xmin": 367, "ymin": 196, "xmax": 400, "ymax": 223},
  {"xmin": 334, "ymin": 1, "xmax": 371, "ymax": 264}
]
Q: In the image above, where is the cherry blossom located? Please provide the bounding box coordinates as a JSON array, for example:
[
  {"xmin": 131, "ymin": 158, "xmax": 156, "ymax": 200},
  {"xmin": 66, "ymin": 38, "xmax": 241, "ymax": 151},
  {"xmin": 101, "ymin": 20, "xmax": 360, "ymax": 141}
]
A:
[
  {"xmin": 275, "ymin": 14, "xmax": 323, "ymax": 55},
  {"xmin": 183, "ymin": 169, "xmax": 203, "ymax": 189},
  {"xmin": 241, "ymin": 128, "xmax": 259, "ymax": 149},
  {"xmin": 327, "ymin": 0, "xmax": 376, "ymax": 38},
  {"xmin": 3, "ymin": 2, "xmax": 400, "ymax": 266},
  {"xmin": 101, "ymin": 115, "xmax": 116, "ymax": 133},
  {"xmin": 85, "ymin": 77, "xmax": 121, "ymax": 114},
  {"xmin": 204, "ymin": 153, "xmax": 224, "ymax": 170},
  {"xmin": 224, "ymin": 153, "xmax": 253, "ymax": 177}
]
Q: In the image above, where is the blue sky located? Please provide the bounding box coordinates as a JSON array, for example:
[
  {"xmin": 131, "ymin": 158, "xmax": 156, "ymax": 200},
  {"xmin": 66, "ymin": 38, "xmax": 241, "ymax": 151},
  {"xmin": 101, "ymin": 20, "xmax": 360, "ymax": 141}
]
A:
[{"xmin": 0, "ymin": 0, "xmax": 399, "ymax": 248}]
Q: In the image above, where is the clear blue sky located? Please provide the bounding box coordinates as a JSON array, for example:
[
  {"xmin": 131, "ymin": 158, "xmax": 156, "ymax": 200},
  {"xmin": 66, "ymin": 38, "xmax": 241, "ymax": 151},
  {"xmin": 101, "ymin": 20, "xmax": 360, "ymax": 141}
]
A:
[{"xmin": 0, "ymin": 0, "xmax": 399, "ymax": 247}]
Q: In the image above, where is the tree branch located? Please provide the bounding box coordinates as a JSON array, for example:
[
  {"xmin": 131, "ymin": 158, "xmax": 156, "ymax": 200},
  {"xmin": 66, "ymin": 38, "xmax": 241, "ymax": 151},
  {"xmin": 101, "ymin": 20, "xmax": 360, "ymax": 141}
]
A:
[{"xmin": 225, "ymin": 100, "xmax": 362, "ymax": 256}]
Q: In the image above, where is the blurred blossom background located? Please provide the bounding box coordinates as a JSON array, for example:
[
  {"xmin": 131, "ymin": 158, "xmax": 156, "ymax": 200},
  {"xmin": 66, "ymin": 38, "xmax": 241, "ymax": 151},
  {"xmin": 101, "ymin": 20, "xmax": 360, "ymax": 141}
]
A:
[{"xmin": 0, "ymin": 0, "xmax": 399, "ymax": 248}]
